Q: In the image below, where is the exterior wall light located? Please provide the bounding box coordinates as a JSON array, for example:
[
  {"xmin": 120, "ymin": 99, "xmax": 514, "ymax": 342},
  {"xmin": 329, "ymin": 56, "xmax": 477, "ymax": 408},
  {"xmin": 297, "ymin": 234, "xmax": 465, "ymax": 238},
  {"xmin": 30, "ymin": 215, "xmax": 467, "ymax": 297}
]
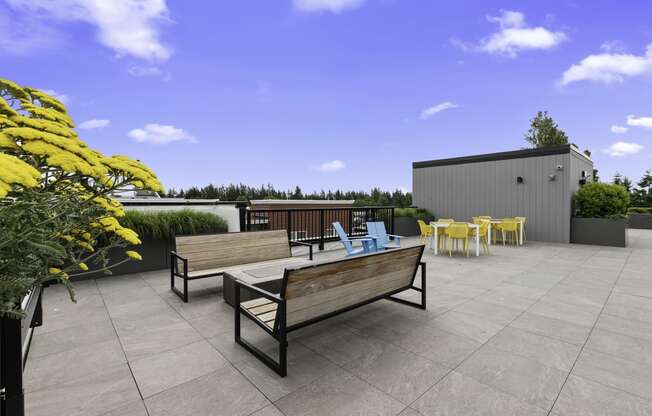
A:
[{"xmin": 516, "ymin": 176, "xmax": 524, "ymax": 184}]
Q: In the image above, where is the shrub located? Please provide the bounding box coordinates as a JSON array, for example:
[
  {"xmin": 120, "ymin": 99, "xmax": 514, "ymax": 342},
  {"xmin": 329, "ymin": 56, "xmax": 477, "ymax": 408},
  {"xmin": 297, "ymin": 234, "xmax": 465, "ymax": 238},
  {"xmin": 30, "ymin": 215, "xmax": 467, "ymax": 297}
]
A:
[
  {"xmin": 394, "ymin": 207, "xmax": 432, "ymax": 221},
  {"xmin": 628, "ymin": 207, "xmax": 652, "ymax": 214},
  {"xmin": 120, "ymin": 210, "xmax": 228, "ymax": 240},
  {"xmin": 574, "ymin": 183, "xmax": 629, "ymax": 219}
]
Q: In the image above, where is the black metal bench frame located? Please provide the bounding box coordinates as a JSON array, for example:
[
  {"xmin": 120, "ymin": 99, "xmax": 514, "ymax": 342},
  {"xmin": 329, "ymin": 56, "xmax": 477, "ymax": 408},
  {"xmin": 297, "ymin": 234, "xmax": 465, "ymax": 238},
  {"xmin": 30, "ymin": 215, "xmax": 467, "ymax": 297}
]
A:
[
  {"xmin": 234, "ymin": 260, "xmax": 426, "ymax": 377},
  {"xmin": 170, "ymin": 240, "xmax": 313, "ymax": 303}
]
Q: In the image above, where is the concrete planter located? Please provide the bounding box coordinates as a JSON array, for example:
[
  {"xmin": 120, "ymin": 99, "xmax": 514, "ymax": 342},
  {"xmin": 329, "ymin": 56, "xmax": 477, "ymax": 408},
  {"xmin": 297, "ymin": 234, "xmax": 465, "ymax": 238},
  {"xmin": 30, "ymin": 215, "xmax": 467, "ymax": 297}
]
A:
[
  {"xmin": 571, "ymin": 217, "xmax": 628, "ymax": 247},
  {"xmin": 394, "ymin": 216, "xmax": 434, "ymax": 237},
  {"xmin": 628, "ymin": 213, "xmax": 652, "ymax": 230}
]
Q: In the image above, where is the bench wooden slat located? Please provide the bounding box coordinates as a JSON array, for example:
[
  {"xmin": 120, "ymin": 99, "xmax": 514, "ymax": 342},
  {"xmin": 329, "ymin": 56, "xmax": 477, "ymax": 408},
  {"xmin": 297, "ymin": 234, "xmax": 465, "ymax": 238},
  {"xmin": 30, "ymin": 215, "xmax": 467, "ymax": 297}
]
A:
[
  {"xmin": 241, "ymin": 298, "xmax": 273, "ymax": 309},
  {"xmin": 175, "ymin": 230, "xmax": 291, "ymax": 272},
  {"xmin": 284, "ymin": 246, "xmax": 422, "ymax": 327}
]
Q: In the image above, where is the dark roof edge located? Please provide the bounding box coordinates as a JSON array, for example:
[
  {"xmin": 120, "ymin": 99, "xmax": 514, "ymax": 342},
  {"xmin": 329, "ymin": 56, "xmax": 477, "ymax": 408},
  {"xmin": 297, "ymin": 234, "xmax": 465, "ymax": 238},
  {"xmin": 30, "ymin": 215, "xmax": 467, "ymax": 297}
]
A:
[{"xmin": 412, "ymin": 144, "xmax": 572, "ymax": 169}]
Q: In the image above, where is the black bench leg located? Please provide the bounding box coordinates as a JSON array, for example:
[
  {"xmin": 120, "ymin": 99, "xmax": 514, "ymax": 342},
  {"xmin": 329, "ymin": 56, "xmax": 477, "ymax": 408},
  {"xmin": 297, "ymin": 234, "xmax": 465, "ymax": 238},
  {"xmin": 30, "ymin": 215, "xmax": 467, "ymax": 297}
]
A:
[
  {"xmin": 386, "ymin": 262, "xmax": 427, "ymax": 310},
  {"xmin": 170, "ymin": 272, "xmax": 189, "ymax": 303},
  {"xmin": 234, "ymin": 286, "xmax": 287, "ymax": 377}
]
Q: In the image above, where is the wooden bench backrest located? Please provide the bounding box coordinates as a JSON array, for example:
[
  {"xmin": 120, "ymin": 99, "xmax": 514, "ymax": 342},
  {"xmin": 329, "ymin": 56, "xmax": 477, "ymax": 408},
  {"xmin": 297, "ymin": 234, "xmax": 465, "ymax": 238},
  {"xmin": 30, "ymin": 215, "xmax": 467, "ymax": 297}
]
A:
[
  {"xmin": 175, "ymin": 230, "xmax": 291, "ymax": 272},
  {"xmin": 283, "ymin": 245, "xmax": 424, "ymax": 328}
]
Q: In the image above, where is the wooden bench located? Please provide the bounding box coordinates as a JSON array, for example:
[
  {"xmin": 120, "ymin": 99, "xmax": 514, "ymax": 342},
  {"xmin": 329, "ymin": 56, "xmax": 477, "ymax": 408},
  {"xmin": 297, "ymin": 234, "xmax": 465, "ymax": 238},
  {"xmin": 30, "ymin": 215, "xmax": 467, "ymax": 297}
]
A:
[
  {"xmin": 170, "ymin": 230, "xmax": 312, "ymax": 302},
  {"xmin": 233, "ymin": 244, "xmax": 426, "ymax": 376}
]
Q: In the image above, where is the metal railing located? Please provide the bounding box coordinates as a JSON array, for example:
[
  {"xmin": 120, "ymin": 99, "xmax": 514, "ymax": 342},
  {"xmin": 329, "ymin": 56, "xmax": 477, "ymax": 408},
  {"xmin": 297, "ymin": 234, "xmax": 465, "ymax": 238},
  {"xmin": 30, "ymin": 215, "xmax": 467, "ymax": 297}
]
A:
[{"xmin": 240, "ymin": 206, "xmax": 395, "ymax": 250}]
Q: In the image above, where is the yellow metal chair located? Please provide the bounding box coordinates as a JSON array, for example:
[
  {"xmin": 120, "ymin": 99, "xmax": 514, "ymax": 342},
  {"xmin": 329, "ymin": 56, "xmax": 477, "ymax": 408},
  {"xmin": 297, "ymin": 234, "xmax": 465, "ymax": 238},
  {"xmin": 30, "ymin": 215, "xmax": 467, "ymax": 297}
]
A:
[
  {"xmin": 417, "ymin": 219, "xmax": 433, "ymax": 244},
  {"xmin": 437, "ymin": 218, "xmax": 455, "ymax": 251},
  {"xmin": 471, "ymin": 219, "xmax": 490, "ymax": 255},
  {"xmin": 499, "ymin": 219, "xmax": 519, "ymax": 245},
  {"xmin": 514, "ymin": 216, "xmax": 526, "ymax": 243},
  {"xmin": 444, "ymin": 222, "xmax": 470, "ymax": 256}
]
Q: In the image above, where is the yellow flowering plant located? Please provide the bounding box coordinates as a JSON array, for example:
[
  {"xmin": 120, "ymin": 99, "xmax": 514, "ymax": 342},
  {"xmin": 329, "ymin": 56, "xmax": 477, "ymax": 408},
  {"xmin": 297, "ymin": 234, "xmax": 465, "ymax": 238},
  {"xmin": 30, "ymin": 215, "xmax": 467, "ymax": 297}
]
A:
[{"xmin": 0, "ymin": 78, "xmax": 163, "ymax": 318}]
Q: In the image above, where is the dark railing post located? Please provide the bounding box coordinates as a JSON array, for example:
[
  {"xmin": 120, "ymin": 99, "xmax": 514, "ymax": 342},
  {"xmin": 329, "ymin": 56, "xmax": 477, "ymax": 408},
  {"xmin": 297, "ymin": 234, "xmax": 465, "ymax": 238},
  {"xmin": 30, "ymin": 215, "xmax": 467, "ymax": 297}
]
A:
[
  {"xmin": 246, "ymin": 210, "xmax": 251, "ymax": 232},
  {"xmin": 390, "ymin": 207, "xmax": 395, "ymax": 235},
  {"xmin": 236, "ymin": 202, "xmax": 247, "ymax": 232},
  {"xmin": 287, "ymin": 210, "xmax": 292, "ymax": 241},
  {"xmin": 319, "ymin": 209, "xmax": 325, "ymax": 251},
  {"xmin": 348, "ymin": 209, "xmax": 353, "ymax": 236}
]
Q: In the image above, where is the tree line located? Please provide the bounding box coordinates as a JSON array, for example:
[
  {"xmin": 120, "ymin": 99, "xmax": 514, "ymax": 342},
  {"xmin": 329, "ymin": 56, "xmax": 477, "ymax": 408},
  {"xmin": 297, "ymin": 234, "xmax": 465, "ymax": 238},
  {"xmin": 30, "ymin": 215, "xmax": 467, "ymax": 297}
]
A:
[
  {"xmin": 613, "ymin": 170, "xmax": 652, "ymax": 207},
  {"xmin": 165, "ymin": 184, "xmax": 413, "ymax": 207}
]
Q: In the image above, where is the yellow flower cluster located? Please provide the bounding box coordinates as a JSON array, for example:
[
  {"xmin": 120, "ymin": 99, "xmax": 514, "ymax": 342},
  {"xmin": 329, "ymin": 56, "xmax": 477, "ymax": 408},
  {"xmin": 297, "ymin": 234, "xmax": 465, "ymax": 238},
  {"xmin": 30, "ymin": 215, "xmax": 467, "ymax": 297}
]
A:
[
  {"xmin": 103, "ymin": 155, "xmax": 164, "ymax": 193},
  {"xmin": 24, "ymin": 87, "xmax": 69, "ymax": 115},
  {"xmin": 0, "ymin": 153, "xmax": 40, "ymax": 198},
  {"xmin": 92, "ymin": 196, "xmax": 125, "ymax": 217},
  {"xmin": 3, "ymin": 127, "xmax": 107, "ymax": 178},
  {"xmin": 78, "ymin": 262, "xmax": 89, "ymax": 271},
  {"xmin": 125, "ymin": 250, "xmax": 142, "ymax": 261},
  {"xmin": 0, "ymin": 132, "xmax": 18, "ymax": 150},
  {"xmin": 48, "ymin": 267, "xmax": 69, "ymax": 279},
  {"xmin": 94, "ymin": 216, "xmax": 142, "ymax": 245}
]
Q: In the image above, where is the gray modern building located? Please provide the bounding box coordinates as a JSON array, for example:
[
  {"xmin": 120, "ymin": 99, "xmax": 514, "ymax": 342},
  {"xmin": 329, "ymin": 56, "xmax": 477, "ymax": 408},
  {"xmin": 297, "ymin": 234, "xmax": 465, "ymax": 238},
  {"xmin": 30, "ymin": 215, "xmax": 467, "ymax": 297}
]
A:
[{"xmin": 412, "ymin": 144, "xmax": 594, "ymax": 243}]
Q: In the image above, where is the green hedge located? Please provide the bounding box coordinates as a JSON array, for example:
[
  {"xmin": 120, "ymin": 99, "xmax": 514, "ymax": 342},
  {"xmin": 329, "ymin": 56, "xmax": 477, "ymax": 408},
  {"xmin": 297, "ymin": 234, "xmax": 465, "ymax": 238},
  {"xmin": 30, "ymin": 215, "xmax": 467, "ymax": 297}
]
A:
[
  {"xmin": 574, "ymin": 183, "xmax": 629, "ymax": 219},
  {"xmin": 394, "ymin": 207, "xmax": 432, "ymax": 221},
  {"xmin": 120, "ymin": 210, "xmax": 228, "ymax": 240},
  {"xmin": 628, "ymin": 207, "xmax": 652, "ymax": 214}
]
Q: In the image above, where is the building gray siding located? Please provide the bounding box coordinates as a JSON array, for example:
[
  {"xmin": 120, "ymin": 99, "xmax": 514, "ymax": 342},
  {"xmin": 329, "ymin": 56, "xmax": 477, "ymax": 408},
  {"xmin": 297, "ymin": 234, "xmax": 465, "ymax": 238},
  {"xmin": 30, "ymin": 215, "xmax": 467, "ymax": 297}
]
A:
[{"xmin": 413, "ymin": 147, "xmax": 593, "ymax": 243}]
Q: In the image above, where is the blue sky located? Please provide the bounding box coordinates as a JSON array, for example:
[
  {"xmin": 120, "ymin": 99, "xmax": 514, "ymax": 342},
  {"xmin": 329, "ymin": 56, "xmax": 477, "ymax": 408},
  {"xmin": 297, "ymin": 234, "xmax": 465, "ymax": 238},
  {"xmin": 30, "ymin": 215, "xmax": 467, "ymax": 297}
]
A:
[{"xmin": 2, "ymin": 0, "xmax": 652, "ymax": 192}]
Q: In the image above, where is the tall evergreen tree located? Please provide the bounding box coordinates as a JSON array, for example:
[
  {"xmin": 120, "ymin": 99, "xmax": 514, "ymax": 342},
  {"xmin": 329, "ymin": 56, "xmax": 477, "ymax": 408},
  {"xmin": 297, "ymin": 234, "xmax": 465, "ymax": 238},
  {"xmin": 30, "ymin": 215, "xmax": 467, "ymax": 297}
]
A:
[{"xmin": 524, "ymin": 111, "xmax": 569, "ymax": 148}]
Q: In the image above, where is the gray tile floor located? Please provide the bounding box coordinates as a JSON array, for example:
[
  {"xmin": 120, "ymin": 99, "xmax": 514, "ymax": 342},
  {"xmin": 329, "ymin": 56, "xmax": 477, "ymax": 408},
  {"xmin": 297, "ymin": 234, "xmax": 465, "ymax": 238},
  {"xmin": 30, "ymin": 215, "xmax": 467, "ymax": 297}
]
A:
[{"xmin": 25, "ymin": 229, "xmax": 652, "ymax": 416}]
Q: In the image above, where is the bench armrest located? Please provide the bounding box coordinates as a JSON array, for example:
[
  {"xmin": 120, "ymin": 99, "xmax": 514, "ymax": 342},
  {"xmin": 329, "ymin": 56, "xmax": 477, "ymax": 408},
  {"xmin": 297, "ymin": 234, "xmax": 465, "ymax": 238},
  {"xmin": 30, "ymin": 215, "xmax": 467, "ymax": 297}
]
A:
[
  {"xmin": 234, "ymin": 279, "xmax": 283, "ymax": 304},
  {"xmin": 290, "ymin": 241, "xmax": 313, "ymax": 260},
  {"xmin": 170, "ymin": 251, "xmax": 188, "ymax": 275}
]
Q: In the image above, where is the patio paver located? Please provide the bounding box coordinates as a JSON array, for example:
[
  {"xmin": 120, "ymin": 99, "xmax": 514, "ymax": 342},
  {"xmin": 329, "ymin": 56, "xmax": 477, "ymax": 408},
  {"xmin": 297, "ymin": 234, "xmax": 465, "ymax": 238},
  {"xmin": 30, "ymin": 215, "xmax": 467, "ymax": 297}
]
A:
[{"xmin": 24, "ymin": 229, "xmax": 652, "ymax": 415}]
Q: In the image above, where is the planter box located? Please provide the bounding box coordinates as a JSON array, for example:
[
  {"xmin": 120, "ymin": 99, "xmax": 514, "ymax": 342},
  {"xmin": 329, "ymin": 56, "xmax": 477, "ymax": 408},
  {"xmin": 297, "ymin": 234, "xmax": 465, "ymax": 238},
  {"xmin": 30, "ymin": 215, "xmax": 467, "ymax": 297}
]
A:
[
  {"xmin": 628, "ymin": 213, "xmax": 652, "ymax": 230},
  {"xmin": 394, "ymin": 216, "xmax": 434, "ymax": 237},
  {"xmin": 1, "ymin": 286, "xmax": 42, "ymax": 416},
  {"xmin": 571, "ymin": 217, "xmax": 628, "ymax": 247},
  {"xmin": 80, "ymin": 238, "xmax": 172, "ymax": 279}
]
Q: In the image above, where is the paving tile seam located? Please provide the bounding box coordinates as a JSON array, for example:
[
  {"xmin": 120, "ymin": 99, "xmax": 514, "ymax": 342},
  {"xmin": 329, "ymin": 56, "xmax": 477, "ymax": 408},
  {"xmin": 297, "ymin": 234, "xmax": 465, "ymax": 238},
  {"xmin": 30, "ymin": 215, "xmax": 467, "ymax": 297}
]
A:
[
  {"xmin": 140, "ymin": 272, "xmax": 280, "ymax": 411},
  {"xmin": 97, "ymin": 276, "xmax": 154, "ymax": 416},
  {"xmin": 544, "ymin": 249, "xmax": 635, "ymax": 416},
  {"xmin": 402, "ymin": 256, "xmax": 586, "ymax": 415},
  {"xmin": 287, "ymin": 337, "xmax": 416, "ymax": 414}
]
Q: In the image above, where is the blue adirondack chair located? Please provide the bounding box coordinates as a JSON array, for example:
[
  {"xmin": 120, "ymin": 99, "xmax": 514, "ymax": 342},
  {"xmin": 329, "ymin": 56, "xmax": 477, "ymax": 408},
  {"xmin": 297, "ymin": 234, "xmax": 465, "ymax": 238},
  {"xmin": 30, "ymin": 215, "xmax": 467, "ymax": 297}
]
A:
[
  {"xmin": 366, "ymin": 221, "xmax": 402, "ymax": 250},
  {"xmin": 333, "ymin": 222, "xmax": 376, "ymax": 256}
]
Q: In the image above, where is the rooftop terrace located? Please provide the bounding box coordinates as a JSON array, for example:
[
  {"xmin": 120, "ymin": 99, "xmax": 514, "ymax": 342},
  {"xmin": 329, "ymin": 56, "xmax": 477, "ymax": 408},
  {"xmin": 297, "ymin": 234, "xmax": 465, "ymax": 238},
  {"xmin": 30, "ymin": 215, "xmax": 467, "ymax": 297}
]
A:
[{"xmin": 26, "ymin": 230, "xmax": 652, "ymax": 416}]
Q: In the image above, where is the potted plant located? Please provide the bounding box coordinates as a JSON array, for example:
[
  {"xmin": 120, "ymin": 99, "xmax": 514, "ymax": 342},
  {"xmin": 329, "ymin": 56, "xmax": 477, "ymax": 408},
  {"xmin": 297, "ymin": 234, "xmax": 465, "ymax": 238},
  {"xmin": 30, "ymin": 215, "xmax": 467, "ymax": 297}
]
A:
[
  {"xmin": 628, "ymin": 207, "xmax": 652, "ymax": 230},
  {"xmin": 393, "ymin": 207, "xmax": 434, "ymax": 236},
  {"xmin": 571, "ymin": 182, "xmax": 629, "ymax": 247},
  {"xmin": 0, "ymin": 79, "xmax": 163, "ymax": 415}
]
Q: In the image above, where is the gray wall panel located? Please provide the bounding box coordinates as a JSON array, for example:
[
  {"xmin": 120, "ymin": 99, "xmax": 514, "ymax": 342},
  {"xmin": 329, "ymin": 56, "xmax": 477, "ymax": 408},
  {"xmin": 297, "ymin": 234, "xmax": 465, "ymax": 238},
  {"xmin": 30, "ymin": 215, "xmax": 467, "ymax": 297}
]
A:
[{"xmin": 412, "ymin": 151, "xmax": 592, "ymax": 243}]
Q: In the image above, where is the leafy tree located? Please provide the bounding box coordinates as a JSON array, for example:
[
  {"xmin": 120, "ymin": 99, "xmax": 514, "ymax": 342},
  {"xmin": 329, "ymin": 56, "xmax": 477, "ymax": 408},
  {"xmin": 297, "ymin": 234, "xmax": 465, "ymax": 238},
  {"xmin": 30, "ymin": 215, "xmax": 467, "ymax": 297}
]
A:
[
  {"xmin": 524, "ymin": 111, "xmax": 569, "ymax": 148},
  {"xmin": 0, "ymin": 79, "xmax": 162, "ymax": 317}
]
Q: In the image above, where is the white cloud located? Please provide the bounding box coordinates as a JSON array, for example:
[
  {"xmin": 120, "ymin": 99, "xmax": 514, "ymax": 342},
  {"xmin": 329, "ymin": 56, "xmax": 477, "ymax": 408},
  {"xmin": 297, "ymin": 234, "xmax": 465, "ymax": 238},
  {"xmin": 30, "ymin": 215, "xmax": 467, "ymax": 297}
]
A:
[
  {"xmin": 294, "ymin": 0, "xmax": 365, "ymax": 13},
  {"xmin": 600, "ymin": 40, "xmax": 627, "ymax": 53},
  {"xmin": 454, "ymin": 10, "xmax": 567, "ymax": 58},
  {"xmin": 6, "ymin": 0, "xmax": 172, "ymax": 61},
  {"xmin": 420, "ymin": 102, "xmax": 459, "ymax": 119},
  {"xmin": 0, "ymin": 9, "xmax": 64, "ymax": 54},
  {"xmin": 316, "ymin": 159, "xmax": 346, "ymax": 172},
  {"xmin": 127, "ymin": 65, "xmax": 162, "ymax": 77},
  {"xmin": 603, "ymin": 141, "xmax": 644, "ymax": 157},
  {"xmin": 128, "ymin": 124, "xmax": 196, "ymax": 145},
  {"xmin": 78, "ymin": 119, "xmax": 110, "ymax": 129},
  {"xmin": 41, "ymin": 89, "xmax": 70, "ymax": 105},
  {"xmin": 610, "ymin": 125, "xmax": 628, "ymax": 134},
  {"xmin": 560, "ymin": 44, "xmax": 652, "ymax": 85},
  {"xmin": 627, "ymin": 115, "xmax": 652, "ymax": 129}
]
